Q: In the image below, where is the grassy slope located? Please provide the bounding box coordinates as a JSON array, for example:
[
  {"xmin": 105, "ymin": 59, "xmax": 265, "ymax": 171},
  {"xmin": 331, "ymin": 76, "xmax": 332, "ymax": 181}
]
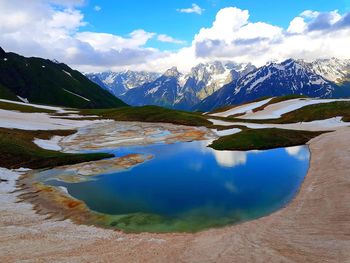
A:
[
  {"xmin": 0, "ymin": 83, "xmax": 19, "ymax": 101},
  {"xmin": 209, "ymin": 128, "xmax": 325, "ymax": 151},
  {"xmin": 0, "ymin": 50, "xmax": 127, "ymax": 109},
  {"xmin": 0, "ymin": 128, "xmax": 113, "ymax": 169},
  {"xmin": 82, "ymin": 105, "xmax": 212, "ymax": 127}
]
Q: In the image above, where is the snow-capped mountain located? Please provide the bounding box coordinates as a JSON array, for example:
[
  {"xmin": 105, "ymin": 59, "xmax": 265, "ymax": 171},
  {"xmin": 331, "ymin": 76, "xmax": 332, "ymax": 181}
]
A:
[
  {"xmin": 88, "ymin": 58, "xmax": 350, "ymax": 112},
  {"xmin": 86, "ymin": 71, "xmax": 160, "ymax": 96},
  {"xmin": 195, "ymin": 59, "xmax": 339, "ymax": 111},
  {"xmin": 307, "ymin": 58, "xmax": 350, "ymax": 83},
  {"xmin": 121, "ymin": 67, "xmax": 182, "ymax": 108},
  {"xmin": 121, "ymin": 61, "xmax": 255, "ymax": 110}
]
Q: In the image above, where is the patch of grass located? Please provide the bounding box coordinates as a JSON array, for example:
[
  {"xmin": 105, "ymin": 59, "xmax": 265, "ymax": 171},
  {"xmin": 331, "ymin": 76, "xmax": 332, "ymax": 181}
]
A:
[
  {"xmin": 0, "ymin": 128, "xmax": 113, "ymax": 169},
  {"xmin": 81, "ymin": 105, "xmax": 212, "ymax": 127},
  {"xmin": 0, "ymin": 101, "xmax": 54, "ymax": 113},
  {"xmin": 252, "ymin": 95, "xmax": 308, "ymax": 113},
  {"xmin": 209, "ymin": 128, "xmax": 325, "ymax": 151}
]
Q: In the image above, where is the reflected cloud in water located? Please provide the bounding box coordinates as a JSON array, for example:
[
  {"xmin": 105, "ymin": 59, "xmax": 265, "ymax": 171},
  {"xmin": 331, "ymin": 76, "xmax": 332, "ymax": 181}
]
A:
[
  {"xmin": 213, "ymin": 150, "xmax": 247, "ymax": 168},
  {"xmin": 285, "ymin": 146, "xmax": 310, "ymax": 160}
]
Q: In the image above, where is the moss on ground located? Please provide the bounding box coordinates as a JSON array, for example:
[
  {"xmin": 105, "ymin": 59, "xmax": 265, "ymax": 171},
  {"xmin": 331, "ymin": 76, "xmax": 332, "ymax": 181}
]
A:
[
  {"xmin": 0, "ymin": 128, "xmax": 113, "ymax": 169},
  {"xmin": 209, "ymin": 128, "xmax": 325, "ymax": 151},
  {"xmin": 81, "ymin": 105, "xmax": 212, "ymax": 127}
]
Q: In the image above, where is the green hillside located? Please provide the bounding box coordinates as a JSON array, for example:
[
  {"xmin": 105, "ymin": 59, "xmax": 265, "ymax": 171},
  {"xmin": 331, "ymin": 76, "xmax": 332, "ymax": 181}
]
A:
[{"xmin": 0, "ymin": 47, "xmax": 127, "ymax": 108}]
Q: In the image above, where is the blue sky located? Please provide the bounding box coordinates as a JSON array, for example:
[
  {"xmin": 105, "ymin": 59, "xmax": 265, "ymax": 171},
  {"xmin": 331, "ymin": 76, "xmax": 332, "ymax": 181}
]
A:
[
  {"xmin": 81, "ymin": 0, "xmax": 350, "ymax": 51},
  {"xmin": 1, "ymin": 0, "xmax": 350, "ymax": 72}
]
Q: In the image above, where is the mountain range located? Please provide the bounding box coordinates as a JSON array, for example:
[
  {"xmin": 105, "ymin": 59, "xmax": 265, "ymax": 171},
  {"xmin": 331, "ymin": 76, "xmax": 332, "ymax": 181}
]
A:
[
  {"xmin": 0, "ymin": 47, "xmax": 126, "ymax": 109},
  {"xmin": 1, "ymin": 46, "xmax": 349, "ymax": 112},
  {"xmin": 88, "ymin": 58, "xmax": 350, "ymax": 111},
  {"xmin": 85, "ymin": 71, "xmax": 160, "ymax": 97},
  {"xmin": 87, "ymin": 61, "xmax": 256, "ymax": 110}
]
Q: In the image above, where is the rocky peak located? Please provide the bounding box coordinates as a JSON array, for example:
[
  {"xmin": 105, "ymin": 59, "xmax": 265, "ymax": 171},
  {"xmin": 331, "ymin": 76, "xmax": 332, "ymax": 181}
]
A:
[{"xmin": 164, "ymin": 66, "xmax": 181, "ymax": 78}]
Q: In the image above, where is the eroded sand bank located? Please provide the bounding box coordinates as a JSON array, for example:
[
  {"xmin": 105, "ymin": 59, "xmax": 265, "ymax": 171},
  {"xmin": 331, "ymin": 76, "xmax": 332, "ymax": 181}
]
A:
[{"xmin": 1, "ymin": 128, "xmax": 349, "ymax": 262}]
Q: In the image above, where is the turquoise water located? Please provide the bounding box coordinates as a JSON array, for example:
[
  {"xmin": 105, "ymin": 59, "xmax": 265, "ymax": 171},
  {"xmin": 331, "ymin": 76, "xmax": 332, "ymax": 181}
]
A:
[{"xmin": 47, "ymin": 141, "xmax": 310, "ymax": 232}]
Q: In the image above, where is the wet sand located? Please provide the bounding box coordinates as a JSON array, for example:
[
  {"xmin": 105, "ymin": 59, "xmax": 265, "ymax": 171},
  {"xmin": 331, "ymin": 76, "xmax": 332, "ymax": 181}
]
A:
[{"xmin": 1, "ymin": 128, "xmax": 350, "ymax": 262}]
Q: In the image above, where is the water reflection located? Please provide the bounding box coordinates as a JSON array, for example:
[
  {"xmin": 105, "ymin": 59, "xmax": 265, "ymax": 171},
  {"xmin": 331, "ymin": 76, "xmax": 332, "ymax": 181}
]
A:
[
  {"xmin": 213, "ymin": 150, "xmax": 247, "ymax": 168},
  {"xmin": 44, "ymin": 141, "xmax": 310, "ymax": 232},
  {"xmin": 285, "ymin": 145, "xmax": 310, "ymax": 160}
]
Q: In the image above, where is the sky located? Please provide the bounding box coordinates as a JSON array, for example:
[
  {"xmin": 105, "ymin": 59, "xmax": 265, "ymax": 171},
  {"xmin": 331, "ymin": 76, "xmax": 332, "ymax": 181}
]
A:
[{"xmin": 0, "ymin": 0, "xmax": 350, "ymax": 73}]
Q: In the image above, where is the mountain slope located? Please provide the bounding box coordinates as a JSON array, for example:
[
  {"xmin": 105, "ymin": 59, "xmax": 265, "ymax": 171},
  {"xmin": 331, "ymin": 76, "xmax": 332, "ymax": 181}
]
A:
[
  {"xmin": 121, "ymin": 67, "xmax": 181, "ymax": 108},
  {"xmin": 195, "ymin": 59, "xmax": 339, "ymax": 111},
  {"xmin": 86, "ymin": 71, "xmax": 160, "ymax": 96},
  {"xmin": 121, "ymin": 62, "xmax": 255, "ymax": 110},
  {"xmin": 0, "ymin": 47, "xmax": 127, "ymax": 109},
  {"xmin": 308, "ymin": 58, "xmax": 350, "ymax": 83}
]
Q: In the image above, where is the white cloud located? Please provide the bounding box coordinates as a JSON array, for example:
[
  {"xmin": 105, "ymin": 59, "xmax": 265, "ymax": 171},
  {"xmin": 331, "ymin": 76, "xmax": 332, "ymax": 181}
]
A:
[
  {"xmin": 182, "ymin": 7, "xmax": 350, "ymax": 69},
  {"xmin": 157, "ymin": 34, "xmax": 186, "ymax": 44},
  {"xmin": 177, "ymin": 3, "xmax": 204, "ymax": 15},
  {"xmin": 0, "ymin": 2, "xmax": 350, "ymax": 73},
  {"xmin": 94, "ymin": 5, "xmax": 101, "ymax": 12},
  {"xmin": 288, "ymin": 17, "xmax": 307, "ymax": 34},
  {"xmin": 76, "ymin": 30, "xmax": 155, "ymax": 51},
  {"xmin": 0, "ymin": 0, "xmax": 162, "ymax": 72},
  {"xmin": 300, "ymin": 10, "xmax": 320, "ymax": 19}
]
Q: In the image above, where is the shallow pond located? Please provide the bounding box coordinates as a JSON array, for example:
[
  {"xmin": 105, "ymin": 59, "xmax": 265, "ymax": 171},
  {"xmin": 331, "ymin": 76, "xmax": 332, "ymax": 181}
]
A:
[{"xmin": 46, "ymin": 140, "xmax": 310, "ymax": 232}]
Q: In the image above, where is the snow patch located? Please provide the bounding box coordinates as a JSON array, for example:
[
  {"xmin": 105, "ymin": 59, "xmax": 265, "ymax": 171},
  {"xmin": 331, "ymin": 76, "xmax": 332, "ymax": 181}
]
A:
[
  {"xmin": 209, "ymin": 116, "xmax": 350, "ymax": 131},
  {"xmin": 17, "ymin": 96, "xmax": 29, "ymax": 103},
  {"xmin": 239, "ymin": 98, "xmax": 350, "ymax": 120},
  {"xmin": 33, "ymin": 136, "xmax": 63, "ymax": 151},
  {"xmin": 0, "ymin": 99, "xmax": 72, "ymax": 114},
  {"xmin": 210, "ymin": 98, "xmax": 273, "ymax": 118},
  {"xmin": 0, "ymin": 108, "xmax": 111, "ymax": 130},
  {"xmin": 62, "ymin": 70, "xmax": 72, "ymax": 78},
  {"xmin": 146, "ymin": 86, "xmax": 159, "ymax": 95},
  {"xmin": 63, "ymin": 89, "xmax": 90, "ymax": 102}
]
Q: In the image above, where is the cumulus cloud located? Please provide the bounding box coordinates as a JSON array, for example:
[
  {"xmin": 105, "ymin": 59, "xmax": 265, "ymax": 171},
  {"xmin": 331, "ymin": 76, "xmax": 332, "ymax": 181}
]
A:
[
  {"xmin": 0, "ymin": 0, "xmax": 162, "ymax": 72},
  {"xmin": 0, "ymin": 2, "xmax": 350, "ymax": 73},
  {"xmin": 76, "ymin": 30, "xmax": 155, "ymax": 51},
  {"xmin": 177, "ymin": 3, "xmax": 204, "ymax": 15},
  {"xmin": 184, "ymin": 7, "xmax": 350, "ymax": 69},
  {"xmin": 157, "ymin": 34, "xmax": 186, "ymax": 44}
]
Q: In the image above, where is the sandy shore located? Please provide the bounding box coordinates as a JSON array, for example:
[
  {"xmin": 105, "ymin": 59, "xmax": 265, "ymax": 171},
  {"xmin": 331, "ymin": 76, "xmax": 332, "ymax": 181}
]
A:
[{"xmin": 1, "ymin": 128, "xmax": 350, "ymax": 262}]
